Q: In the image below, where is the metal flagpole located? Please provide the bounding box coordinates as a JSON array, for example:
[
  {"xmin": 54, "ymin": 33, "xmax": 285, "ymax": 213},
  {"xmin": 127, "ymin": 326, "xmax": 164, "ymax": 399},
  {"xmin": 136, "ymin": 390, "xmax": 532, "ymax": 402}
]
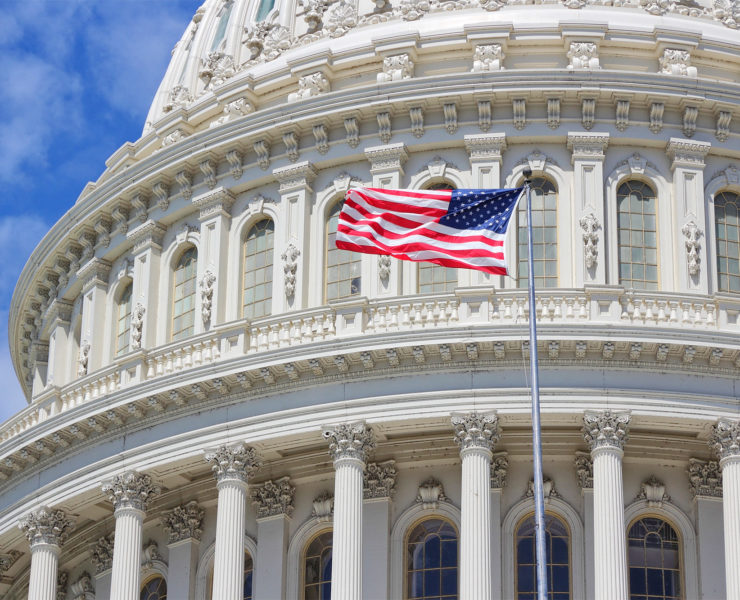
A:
[{"xmin": 523, "ymin": 168, "xmax": 549, "ymax": 600}]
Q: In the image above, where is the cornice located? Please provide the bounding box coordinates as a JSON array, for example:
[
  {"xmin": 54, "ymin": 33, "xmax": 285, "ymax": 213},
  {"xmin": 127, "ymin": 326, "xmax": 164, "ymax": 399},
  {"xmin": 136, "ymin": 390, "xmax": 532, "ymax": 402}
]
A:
[
  {"xmin": 191, "ymin": 187, "xmax": 235, "ymax": 220},
  {"xmin": 567, "ymin": 132, "xmax": 609, "ymax": 161},
  {"xmin": 77, "ymin": 259, "xmax": 112, "ymax": 294},
  {"xmin": 666, "ymin": 137, "xmax": 712, "ymax": 169},
  {"xmin": 464, "ymin": 133, "xmax": 507, "ymax": 160},
  {"xmin": 364, "ymin": 143, "xmax": 409, "ymax": 173},
  {"xmin": 126, "ymin": 220, "xmax": 167, "ymax": 253},
  {"xmin": 273, "ymin": 161, "xmax": 317, "ymax": 193}
]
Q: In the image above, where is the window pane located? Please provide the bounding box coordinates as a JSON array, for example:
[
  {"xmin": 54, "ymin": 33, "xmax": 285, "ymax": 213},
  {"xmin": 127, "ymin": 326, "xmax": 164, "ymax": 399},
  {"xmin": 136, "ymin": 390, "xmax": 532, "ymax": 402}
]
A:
[
  {"xmin": 406, "ymin": 518, "xmax": 458, "ymax": 599},
  {"xmin": 140, "ymin": 577, "xmax": 167, "ymax": 600},
  {"xmin": 304, "ymin": 531, "xmax": 332, "ymax": 600},
  {"xmin": 172, "ymin": 247, "xmax": 197, "ymax": 340},
  {"xmin": 116, "ymin": 283, "xmax": 133, "ymax": 356},
  {"xmin": 243, "ymin": 220, "xmax": 274, "ymax": 319},
  {"xmin": 326, "ymin": 202, "xmax": 362, "ymax": 301},
  {"xmin": 518, "ymin": 178, "xmax": 557, "ymax": 288},
  {"xmin": 617, "ymin": 181, "xmax": 658, "ymax": 290},
  {"xmin": 628, "ymin": 518, "xmax": 682, "ymax": 600},
  {"xmin": 716, "ymin": 192, "xmax": 740, "ymax": 293},
  {"xmin": 515, "ymin": 513, "xmax": 571, "ymax": 599}
]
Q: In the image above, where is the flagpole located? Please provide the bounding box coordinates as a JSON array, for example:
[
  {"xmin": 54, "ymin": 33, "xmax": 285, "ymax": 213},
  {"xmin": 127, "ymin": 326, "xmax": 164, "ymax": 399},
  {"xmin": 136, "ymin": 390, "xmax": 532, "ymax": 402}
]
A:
[{"xmin": 523, "ymin": 168, "xmax": 549, "ymax": 600}]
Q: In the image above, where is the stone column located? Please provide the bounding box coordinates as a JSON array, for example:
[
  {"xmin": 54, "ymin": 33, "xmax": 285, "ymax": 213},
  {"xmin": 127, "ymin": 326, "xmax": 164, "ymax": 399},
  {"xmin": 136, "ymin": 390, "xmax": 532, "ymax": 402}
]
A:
[
  {"xmin": 162, "ymin": 501, "xmax": 205, "ymax": 600},
  {"xmin": 567, "ymin": 133, "xmax": 609, "ymax": 286},
  {"xmin": 323, "ymin": 422, "xmax": 376, "ymax": 600},
  {"xmin": 251, "ymin": 477, "xmax": 295, "ymax": 600},
  {"xmin": 362, "ymin": 460, "xmax": 397, "ymax": 600},
  {"xmin": 77, "ymin": 258, "xmax": 112, "ymax": 374},
  {"xmin": 193, "ymin": 188, "xmax": 234, "ymax": 329},
  {"xmin": 364, "ymin": 144, "xmax": 408, "ymax": 297},
  {"xmin": 18, "ymin": 507, "xmax": 75, "ymax": 600},
  {"xmin": 575, "ymin": 451, "xmax": 595, "ymax": 600},
  {"xmin": 490, "ymin": 452, "xmax": 509, "ymax": 600},
  {"xmin": 688, "ymin": 457, "xmax": 725, "ymax": 599},
  {"xmin": 583, "ymin": 410, "xmax": 630, "ymax": 600},
  {"xmin": 273, "ymin": 162, "xmax": 317, "ymax": 312},
  {"xmin": 710, "ymin": 418, "xmax": 740, "ymax": 600},
  {"xmin": 666, "ymin": 139, "xmax": 711, "ymax": 295},
  {"xmin": 102, "ymin": 471, "xmax": 160, "ymax": 600},
  {"xmin": 205, "ymin": 444, "xmax": 261, "ymax": 600},
  {"xmin": 451, "ymin": 412, "xmax": 500, "ymax": 600}
]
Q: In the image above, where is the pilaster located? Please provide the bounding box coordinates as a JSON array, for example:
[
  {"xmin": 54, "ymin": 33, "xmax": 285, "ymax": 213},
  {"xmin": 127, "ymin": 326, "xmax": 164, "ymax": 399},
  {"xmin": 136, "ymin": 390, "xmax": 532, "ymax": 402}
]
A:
[
  {"xmin": 582, "ymin": 410, "xmax": 630, "ymax": 600},
  {"xmin": 575, "ymin": 451, "xmax": 595, "ymax": 600},
  {"xmin": 205, "ymin": 444, "xmax": 261, "ymax": 600},
  {"xmin": 127, "ymin": 221, "xmax": 166, "ymax": 350},
  {"xmin": 273, "ymin": 162, "xmax": 316, "ymax": 312},
  {"xmin": 162, "ymin": 501, "xmax": 205, "ymax": 600},
  {"xmin": 252, "ymin": 477, "xmax": 295, "ymax": 600},
  {"xmin": 362, "ymin": 460, "xmax": 396, "ymax": 600},
  {"xmin": 568, "ymin": 133, "xmax": 609, "ymax": 286},
  {"xmin": 364, "ymin": 144, "xmax": 408, "ymax": 297},
  {"xmin": 452, "ymin": 412, "xmax": 499, "ymax": 600},
  {"xmin": 710, "ymin": 418, "xmax": 740, "ymax": 600},
  {"xmin": 666, "ymin": 138, "xmax": 711, "ymax": 294},
  {"xmin": 193, "ymin": 187, "xmax": 235, "ymax": 329},
  {"xmin": 18, "ymin": 507, "xmax": 75, "ymax": 600},
  {"xmin": 91, "ymin": 534, "xmax": 114, "ymax": 600},
  {"xmin": 102, "ymin": 471, "xmax": 160, "ymax": 600},
  {"xmin": 45, "ymin": 300, "xmax": 73, "ymax": 388},
  {"xmin": 323, "ymin": 422, "xmax": 376, "ymax": 600},
  {"xmin": 464, "ymin": 134, "xmax": 507, "ymax": 188},
  {"xmin": 490, "ymin": 452, "xmax": 508, "ymax": 600},
  {"xmin": 77, "ymin": 258, "xmax": 112, "ymax": 373}
]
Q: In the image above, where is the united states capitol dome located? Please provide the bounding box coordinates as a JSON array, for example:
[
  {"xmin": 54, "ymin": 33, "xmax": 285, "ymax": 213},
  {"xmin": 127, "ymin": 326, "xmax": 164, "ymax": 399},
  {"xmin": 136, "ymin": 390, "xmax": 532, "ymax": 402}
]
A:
[{"xmin": 1, "ymin": 0, "xmax": 739, "ymax": 597}]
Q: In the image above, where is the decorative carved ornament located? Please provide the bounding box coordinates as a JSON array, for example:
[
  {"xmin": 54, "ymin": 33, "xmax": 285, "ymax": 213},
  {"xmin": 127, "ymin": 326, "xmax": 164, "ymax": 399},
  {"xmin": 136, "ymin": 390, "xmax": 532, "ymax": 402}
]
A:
[
  {"xmin": 312, "ymin": 492, "xmax": 334, "ymax": 521},
  {"xmin": 251, "ymin": 476, "xmax": 296, "ymax": 518},
  {"xmin": 282, "ymin": 244, "xmax": 301, "ymax": 299},
  {"xmin": 364, "ymin": 460, "xmax": 397, "ymax": 499},
  {"xmin": 582, "ymin": 410, "xmax": 631, "ymax": 451},
  {"xmin": 204, "ymin": 444, "xmax": 261, "ymax": 483},
  {"xmin": 131, "ymin": 303, "xmax": 145, "ymax": 350},
  {"xmin": 91, "ymin": 534, "xmax": 114, "ymax": 574},
  {"xmin": 323, "ymin": 421, "xmax": 376, "ymax": 462},
  {"xmin": 574, "ymin": 451, "xmax": 593, "ymax": 489},
  {"xmin": 688, "ymin": 457, "xmax": 722, "ymax": 498},
  {"xmin": 378, "ymin": 255, "xmax": 392, "ymax": 282},
  {"xmin": 710, "ymin": 418, "xmax": 740, "ymax": 460},
  {"xmin": 526, "ymin": 477, "xmax": 559, "ymax": 501},
  {"xmin": 77, "ymin": 341, "xmax": 90, "ymax": 377},
  {"xmin": 378, "ymin": 53, "xmax": 414, "ymax": 82},
  {"xmin": 451, "ymin": 412, "xmax": 500, "ymax": 452},
  {"xmin": 490, "ymin": 452, "xmax": 509, "ymax": 489},
  {"xmin": 162, "ymin": 500, "xmax": 205, "ymax": 542},
  {"xmin": 416, "ymin": 477, "xmax": 446, "ymax": 509},
  {"xmin": 636, "ymin": 475, "xmax": 670, "ymax": 507},
  {"xmin": 200, "ymin": 270, "xmax": 216, "ymax": 325},
  {"xmin": 472, "ymin": 44, "xmax": 504, "ymax": 72},
  {"xmin": 579, "ymin": 213, "xmax": 600, "ymax": 269},
  {"xmin": 102, "ymin": 471, "xmax": 161, "ymax": 512},
  {"xmin": 567, "ymin": 42, "xmax": 600, "ymax": 69},
  {"xmin": 682, "ymin": 220, "xmax": 702, "ymax": 276},
  {"xmin": 18, "ymin": 506, "xmax": 75, "ymax": 547}
]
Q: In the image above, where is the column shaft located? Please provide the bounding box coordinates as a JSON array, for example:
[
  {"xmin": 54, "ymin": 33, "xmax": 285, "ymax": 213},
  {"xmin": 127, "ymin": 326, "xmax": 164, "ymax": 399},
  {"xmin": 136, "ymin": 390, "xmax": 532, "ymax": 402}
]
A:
[
  {"xmin": 110, "ymin": 508, "xmax": 144, "ymax": 600},
  {"xmin": 592, "ymin": 447, "xmax": 627, "ymax": 600},
  {"xmin": 28, "ymin": 544, "xmax": 59, "ymax": 600},
  {"xmin": 212, "ymin": 479, "xmax": 248, "ymax": 600},
  {"xmin": 460, "ymin": 447, "xmax": 493, "ymax": 599},
  {"xmin": 332, "ymin": 456, "xmax": 364, "ymax": 600},
  {"xmin": 722, "ymin": 457, "xmax": 740, "ymax": 600}
]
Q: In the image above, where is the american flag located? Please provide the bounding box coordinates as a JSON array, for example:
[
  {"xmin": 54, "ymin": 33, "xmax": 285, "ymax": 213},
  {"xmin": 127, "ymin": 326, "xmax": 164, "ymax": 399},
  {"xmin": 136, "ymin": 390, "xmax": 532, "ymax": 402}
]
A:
[{"xmin": 335, "ymin": 186, "xmax": 524, "ymax": 275}]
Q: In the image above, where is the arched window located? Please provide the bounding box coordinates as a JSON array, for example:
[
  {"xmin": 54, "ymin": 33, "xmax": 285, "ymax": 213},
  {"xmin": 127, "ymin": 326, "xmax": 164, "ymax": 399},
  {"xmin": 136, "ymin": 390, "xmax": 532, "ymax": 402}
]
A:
[
  {"xmin": 304, "ymin": 530, "xmax": 332, "ymax": 600},
  {"xmin": 116, "ymin": 282, "xmax": 133, "ymax": 356},
  {"xmin": 627, "ymin": 517, "xmax": 682, "ymax": 600},
  {"xmin": 206, "ymin": 551, "xmax": 254, "ymax": 600},
  {"xmin": 515, "ymin": 513, "xmax": 571, "ymax": 599},
  {"xmin": 326, "ymin": 202, "xmax": 361, "ymax": 302},
  {"xmin": 406, "ymin": 517, "xmax": 458, "ymax": 599},
  {"xmin": 172, "ymin": 246, "xmax": 198, "ymax": 341},
  {"xmin": 419, "ymin": 183, "xmax": 458, "ymax": 294},
  {"xmin": 518, "ymin": 177, "xmax": 558, "ymax": 288},
  {"xmin": 617, "ymin": 180, "xmax": 658, "ymax": 290},
  {"xmin": 255, "ymin": 0, "xmax": 276, "ymax": 21},
  {"xmin": 210, "ymin": 3, "xmax": 233, "ymax": 51},
  {"xmin": 243, "ymin": 219, "xmax": 274, "ymax": 319},
  {"xmin": 140, "ymin": 576, "xmax": 167, "ymax": 600},
  {"xmin": 715, "ymin": 191, "xmax": 740, "ymax": 293}
]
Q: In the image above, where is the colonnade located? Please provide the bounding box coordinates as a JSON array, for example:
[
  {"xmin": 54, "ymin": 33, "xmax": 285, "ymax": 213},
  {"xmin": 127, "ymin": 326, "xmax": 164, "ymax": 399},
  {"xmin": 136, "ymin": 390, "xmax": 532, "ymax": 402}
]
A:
[{"xmin": 18, "ymin": 413, "xmax": 740, "ymax": 600}]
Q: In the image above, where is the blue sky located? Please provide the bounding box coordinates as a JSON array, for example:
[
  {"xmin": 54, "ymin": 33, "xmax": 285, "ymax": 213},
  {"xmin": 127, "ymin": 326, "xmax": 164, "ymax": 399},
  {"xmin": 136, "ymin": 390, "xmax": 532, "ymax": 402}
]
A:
[{"xmin": 0, "ymin": 0, "xmax": 202, "ymax": 422}]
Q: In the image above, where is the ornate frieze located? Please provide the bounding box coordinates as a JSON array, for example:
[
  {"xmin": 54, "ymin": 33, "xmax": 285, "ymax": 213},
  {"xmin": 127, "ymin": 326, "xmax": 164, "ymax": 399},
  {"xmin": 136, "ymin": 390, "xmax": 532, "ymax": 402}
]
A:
[
  {"xmin": 288, "ymin": 72, "xmax": 330, "ymax": 102},
  {"xmin": 688, "ymin": 457, "xmax": 722, "ymax": 498},
  {"xmin": 163, "ymin": 85, "xmax": 193, "ymax": 113},
  {"xmin": 666, "ymin": 138, "xmax": 711, "ymax": 168},
  {"xmin": 582, "ymin": 410, "xmax": 631, "ymax": 451},
  {"xmin": 204, "ymin": 443, "xmax": 261, "ymax": 483},
  {"xmin": 472, "ymin": 44, "xmax": 504, "ymax": 72},
  {"xmin": 91, "ymin": 534, "xmax": 114, "ymax": 574},
  {"xmin": 451, "ymin": 412, "xmax": 500, "ymax": 452},
  {"xmin": 127, "ymin": 220, "xmax": 167, "ymax": 254},
  {"xmin": 567, "ymin": 42, "xmax": 600, "ymax": 69},
  {"xmin": 659, "ymin": 49, "xmax": 697, "ymax": 77},
  {"xmin": 575, "ymin": 451, "xmax": 593, "ymax": 489},
  {"xmin": 323, "ymin": 421, "xmax": 376, "ymax": 462},
  {"xmin": 273, "ymin": 162, "xmax": 317, "ymax": 193},
  {"xmin": 162, "ymin": 500, "xmax": 204, "ymax": 543},
  {"xmin": 567, "ymin": 132, "xmax": 609, "ymax": 160},
  {"xmin": 282, "ymin": 243, "xmax": 300, "ymax": 299},
  {"xmin": 364, "ymin": 460, "xmax": 397, "ymax": 498},
  {"xmin": 102, "ymin": 471, "xmax": 161, "ymax": 512},
  {"xmin": 18, "ymin": 506, "xmax": 75, "ymax": 548},
  {"xmin": 378, "ymin": 53, "xmax": 414, "ymax": 82},
  {"xmin": 192, "ymin": 187, "xmax": 235, "ymax": 220},
  {"xmin": 490, "ymin": 452, "xmax": 509, "ymax": 489},
  {"xmin": 464, "ymin": 133, "xmax": 507, "ymax": 160},
  {"xmin": 251, "ymin": 476, "xmax": 296, "ymax": 518},
  {"xmin": 57, "ymin": 571, "xmax": 68, "ymax": 600},
  {"xmin": 211, "ymin": 97, "xmax": 254, "ymax": 129},
  {"xmin": 325, "ymin": 1, "xmax": 358, "ymax": 37},
  {"xmin": 161, "ymin": 128, "xmax": 189, "ymax": 147},
  {"xmin": 199, "ymin": 52, "xmax": 237, "ymax": 90},
  {"xmin": 417, "ymin": 477, "xmax": 446, "ymax": 509},
  {"xmin": 365, "ymin": 143, "xmax": 408, "ymax": 173},
  {"xmin": 710, "ymin": 418, "xmax": 740, "ymax": 460}
]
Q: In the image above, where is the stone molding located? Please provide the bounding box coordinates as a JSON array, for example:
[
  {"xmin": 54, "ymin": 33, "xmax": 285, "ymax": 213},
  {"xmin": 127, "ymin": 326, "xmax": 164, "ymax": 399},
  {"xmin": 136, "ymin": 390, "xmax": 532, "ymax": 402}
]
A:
[
  {"xmin": 251, "ymin": 476, "xmax": 296, "ymax": 518},
  {"xmin": 204, "ymin": 443, "xmax": 261, "ymax": 483},
  {"xmin": 126, "ymin": 220, "xmax": 167, "ymax": 254},
  {"xmin": 90, "ymin": 534, "xmax": 114, "ymax": 574},
  {"xmin": 490, "ymin": 452, "xmax": 509, "ymax": 489},
  {"xmin": 101, "ymin": 470, "xmax": 161, "ymax": 512},
  {"xmin": 161, "ymin": 500, "xmax": 204, "ymax": 543},
  {"xmin": 666, "ymin": 138, "xmax": 711, "ymax": 169},
  {"xmin": 363, "ymin": 460, "xmax": 397, "ymax": 499},
  {"xmin": 416, "ymin": 477, "xmax": 446, "ymax": 509},
  {"xmin": 192, "ymin": 187, "xmax": 235, "ymax": 220},
  {"xmin": 567, "ymin": 132, "xmax": 609, "ymax": 161},
  {"xmin": 636, "ymin": 475, "xmax": 670, "ymax": 507},
  {"xmin": 463, "ymin": 133, "xmax": 507, "ymax": 160},
  {"xmin": 365, "ymin": 143, "xmax": 408, "ymax": 173},
  {"xmin": 451, "ymin": 411, "xmax": 500, "ymax": 452},
  {"xmin": 0, "ymin": 550, "xmax": 22, "ymax": 573},
  {"xmin": 710, "ymin": 418, "xmax": 740, "ymax": 461},
  {"xmin": 688, "ymin": 457, "xmax": 722, "ymax": 498},
  {"xmin": 582, "ymin": 410, "xmax": 630, "ymax": 451},
  {"xmin": 574, "ymin": 451, "xmax": 593, "ymax": 489},
  {"xmin": 311, "ymin": 491, "xmax": 334, "ymax": 521},
  {"xmin": 77, "ymin": 258, "xmax": 112, "ymax": 294},
  {"xmin": 323, "ymin": 421, "xmax": 376, "ymax": 462},
  {"xmin": 18, "ymin": 506, "xmax": 75, "ymax": 548},
  {"xmin": 273, "ymin": 161, "xmax": 317, "ymax": 193}
]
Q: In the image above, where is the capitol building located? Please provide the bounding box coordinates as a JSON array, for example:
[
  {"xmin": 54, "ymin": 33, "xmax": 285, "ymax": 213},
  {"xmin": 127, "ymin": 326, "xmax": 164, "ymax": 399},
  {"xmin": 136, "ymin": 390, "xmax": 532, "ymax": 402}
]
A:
[{"xmin": 1, "ymin": 0, "xmax": 739, "ymax": 597}]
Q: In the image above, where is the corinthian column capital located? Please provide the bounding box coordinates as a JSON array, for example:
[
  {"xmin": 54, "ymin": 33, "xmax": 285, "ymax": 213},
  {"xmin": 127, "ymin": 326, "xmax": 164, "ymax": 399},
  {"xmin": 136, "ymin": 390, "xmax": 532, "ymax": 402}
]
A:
[
  {"xmin": 102, "ymin": 471, "xmax": 161, "ymax": 513},
  {"xmin": 710, "ymin": 418, "xmax": 740, "ymax": 462},
  {"xmin": 582, "ymin": 410, "xmax": 630, "ymax": 452},
  {"xmin": 323, "ymin": 422, "xmax": 376, "ymax": 463},
  {"xmin": 18, "ymin": 507, "xmax": 75, "ymax": 548},
  {"xmin": 251, "ymin": 477, "xmax": 296, "ymax": 519},
  {"xmin": 204, "ymin": 443, "xmax": 261, "ymax": 483},
  {"xmin": 451, "ymin": 412, "xmax": 500, "ymax": 454}
]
